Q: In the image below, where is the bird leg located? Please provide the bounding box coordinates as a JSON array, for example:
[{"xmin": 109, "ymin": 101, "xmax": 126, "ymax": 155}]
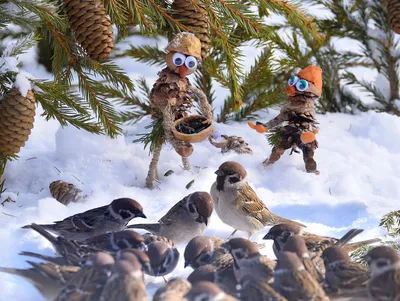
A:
[
  {"xmin": 182, "ymin": 157, "xmax": 191, "ymax": 171},
  {"xmin": 162, "ymin": 276, "xmax": 167, "ymax": 283},
  {"xmin": 227, "ymin": 229, "xmax": 238, "ymax": 240},
  {"xmin": 145, "ymin": 143, "xmax": 162, "ymax": 189}
]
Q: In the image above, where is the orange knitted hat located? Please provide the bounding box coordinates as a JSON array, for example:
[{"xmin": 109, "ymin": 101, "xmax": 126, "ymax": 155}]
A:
[{"xmin": 297, "ymin": 65, "xmax": 323, "ymax": 97}]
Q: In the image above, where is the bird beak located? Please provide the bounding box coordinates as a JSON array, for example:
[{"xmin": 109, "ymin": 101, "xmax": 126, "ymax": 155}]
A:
[
  {"xmin": 215, "ymin": 169, "xmax": 224, "ymax": 176},
  {"xmin": 138, "ymin": 212, "xmax": 147, "ymax": 219},
  {"xmin": 178, "ymin": 65, "xmax": 189, "ymax": 78},
  {"xmin": 184, "ymin": 261, "xmax": 189, "ymax": 268}
]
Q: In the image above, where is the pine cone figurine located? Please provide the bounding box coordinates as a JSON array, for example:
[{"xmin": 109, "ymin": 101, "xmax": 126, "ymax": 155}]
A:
[
  {"xmin": 0, "ymin": 88, "xmax": 36, "ymax": 156},
  {"xmin": 49, "ymin": 180, "xmax": 88, "ymax": 205},
  {"xmin": 171, "ymin": 0, "xmax": 210, "ymax": 58},
  {"xmin": 64, "ymin": 0, "xmax": 114, "ymax": 61},
  {"xmin": 386, "ymin": 0, "xmax": 400, "ymax": 34}
]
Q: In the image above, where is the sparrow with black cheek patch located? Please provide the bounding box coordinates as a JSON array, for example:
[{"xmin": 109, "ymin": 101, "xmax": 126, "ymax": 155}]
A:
[
  {"xmin": 240, "ymin": 274, "xmax": 288, "ymax": 301},
  {"xmin": 264, "ymin": 222, "xmax": 380, "ymax": 257},
  {"xmin": 184, "ymin": 235, "xmax": 228, "ymax": 269},
  {"xmin": 187, "ymin": 258, "xmax": 238, "ymax": 297},
  {"xmin": 129, "ymin": 192, "xmax": 213, "ymax": 244},
  {"xmin": 322, "ymin": 246, "xmax": 369, "ymax": 297},
  {"xmin": 210, "ymin": 161, "xmax": 305, "ymax": 239},
  {"xmin": 153, "ymin": 277, "xmax": 192, "ymax": 301},
  {"xmin": 184, "ymin": 281, "xmax": 239, "ymax": 301},
  {"xmin": 99, "ymin": 259, "xmax": 148, "ymax": 301},
  {"xmin": 222, "ymin": 237, "xmax": 276, "ymax": 283},
  {"xmin": 274, "ymin": 251, "xmax": 330, "ymax": 301},
  {"xmin": 0, "ymin": 261, "xmax": 80, "ymax": 300},
  {"xmin": 146, "ymin": 241, "xmax": 180, "ymax": 277},
  {"xmin": 23, "ymin": 198, "xmax": 146, "ymax": 241},
  {"xmin": 283, "ymin": 235, "xmax": 325, "ymax": 283},
  {"xmin": 365, "ymin": 246, "xmax": 400, "ymax": 301},
  {"xmin": 54, "ymin": 252, "xmax": 115, "ymax": 301}
]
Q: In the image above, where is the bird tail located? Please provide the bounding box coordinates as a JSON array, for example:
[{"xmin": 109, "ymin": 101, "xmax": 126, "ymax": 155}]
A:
[
  {"xmin": 344, "ymin": 238, "xmax": 382, "ymax": 252},
  {"xmin": 23, "ymin": 223, "xmax": 58, "ymax": 244},
  {"xmin": 19, "ymin": 251, "xmax": 67, "ymax": 266},
  {"xmin": 0, "ymin": 266, "xmax": 37, "ymax": 284},
  {"xmin": 127, "ymin": 223, "xmax": 161, "ymax": 234},
  {"xmin": 271, "ymin": 214, "xmax": 306, "ymax": 228},
  {"xmin": 335, "ymin": 228, "xmax": 364, "ymax": 247}
]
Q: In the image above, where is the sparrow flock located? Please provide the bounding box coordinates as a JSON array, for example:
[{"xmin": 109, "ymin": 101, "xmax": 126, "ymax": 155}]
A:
[{"xmin": 1, "ymin": 161, "xmax": 398, "ymax": 301}]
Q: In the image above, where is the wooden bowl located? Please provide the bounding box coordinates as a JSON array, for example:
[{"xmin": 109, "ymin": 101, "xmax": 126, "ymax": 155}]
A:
[{"xmin": 172, "ymin": 115, "xmax": 213, "ymax": 143}]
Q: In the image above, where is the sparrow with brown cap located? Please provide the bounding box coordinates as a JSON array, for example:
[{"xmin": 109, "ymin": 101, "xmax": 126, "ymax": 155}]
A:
[{"xmin": 211, "ymin": 161, "xmax": 305, "ymax": 238}]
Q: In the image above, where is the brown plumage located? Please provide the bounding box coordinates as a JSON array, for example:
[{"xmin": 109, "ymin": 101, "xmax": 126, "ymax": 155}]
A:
[
  {"xmin": 153, "ymin": 277, "xmax": 191, "ymax": 301},
  {"xmin": 240, "ymin": 275, "xmax": 288, "ymax": 301}
]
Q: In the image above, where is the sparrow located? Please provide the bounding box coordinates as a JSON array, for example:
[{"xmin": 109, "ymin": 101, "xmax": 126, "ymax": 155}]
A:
[
  {"xmin": 240, "ymin": 274, "xmax": 288, "ymax": 301},
  {"xmin": 99, "ymin": 259, "xmax": 148, "ymax": 301},
  {"xmin": 116, "ymin": 248, "xmax": 152, "ymax": 276},
  {"xmin": 184, "ymin": 235, "xmax": 228, "ymax": 269},
  {"xmin": 25, "ymin": 223, "xmax": 146, "ymax": 259},
  {"xmin": 146, "ymin": 241, "xmax": 180, "ymax": 277},
  {"xmin": 0, "ymin": 261, "xmax": 80, "ymax": 300},
  {"xmin": 153, "ymin": 277, "xmax": 192, "ymax": 301},
  {"xmin": 187, "ymin": 258, "xmax": 238, "ymax": 297},
  {"xmin": 142, "ymin": 233, "xmax": 176, "ymax": 248},
  {"xmin": 283, "ymin": 235, "xmax": 325, "ymax": 283},
  {"xmin": 23, "ymin": 198, "xmax": 146, "ymax": 241},
  {"xmin": 321, "ymin": 246, "xmax": 369, "ymax": 296},
  {"xmin": 274, "ymin": 251, "xmax": 330, "ymax": 301},
  {"xmin": 184, "ymin": 281, "xmax": 239, "ymax": 301},
  {"xmin": 54, "ymin": 252, "xmax": 115, "ymax": 301},
  {"xmin": 365, "ymin": 246, "xmax": 400, "ymax": 301},
  {"xmin": 221, "ymin": 237, "xmax": 276, "ymax": 283},
  {"xmin": 210, "ymin": 161, "xmax": 305, "ymax": 238},
  {"xmin": 128, "ymin": 192, "xmax": 213, "ymax": 244},
  {"xmin": 264, "ymin": 222, "xmax": 380, "ymax": 256}
]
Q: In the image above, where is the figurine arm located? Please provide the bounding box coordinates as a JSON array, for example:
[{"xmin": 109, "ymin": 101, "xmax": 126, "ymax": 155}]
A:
[{"xmin": 188, "ymin": 86, "xmax": 212, "ymax": 119}]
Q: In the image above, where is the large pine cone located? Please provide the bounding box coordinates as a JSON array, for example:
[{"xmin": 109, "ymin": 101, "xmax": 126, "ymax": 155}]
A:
[
  {"xmin": 49, "ymin": 180, "xmax": 87, "ymax": 205},
  {"xmin": 171, "ymin": 0, "xmax": 210, "ymax": 58},
  {"xmin": 0, "ymin": 88, "xmax": 35, "ymax": 156},
  {"xmin": 64, "ymin": 0, "xmax": 114, "ymax": 61},
  {"xmin": 387, "ymin": 0, "xmax": 400, "ymax": 34}
]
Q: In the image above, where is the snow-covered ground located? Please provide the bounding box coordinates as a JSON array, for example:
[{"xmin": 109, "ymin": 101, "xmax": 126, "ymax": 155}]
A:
[{"xmin": 1, "ymin": 104, "xmax": 399, "ymax": 299}]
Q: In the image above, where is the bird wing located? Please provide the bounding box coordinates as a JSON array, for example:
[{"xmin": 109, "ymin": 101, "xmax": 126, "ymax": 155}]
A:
[
  {"xmin": 158, "ymin": 198, "xmax": 186, "ymax": 226},
  {"xmin": 238, "ymin": 185, "xmax": 273, "ymax": 224},
  {"xmin": 54, "ymin": 206, "xmax": 107, "ymax": 233},
  {"xmin": 333, "ymin": 262, "xmax": 369, "ymax": 288}
]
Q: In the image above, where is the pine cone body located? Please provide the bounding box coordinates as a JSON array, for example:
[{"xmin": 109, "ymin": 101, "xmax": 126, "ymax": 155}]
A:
[
  {"xmin": 387, "ymin": 0, "xmax": 400, "ymax": 34},
  {"xmin": 64, "ymin": 0, "xmax": 114, "ymax": 61},
  {"xmin": 49, "ymin": 180, "xmax": 87, "ymax": 205},
  {"xmin": 0, "ymin": 88, "xmax": 36, "ymax": 156},
  {"xmin": 171, "ymin": 0, "xmax": 210, "ymax": 58}
]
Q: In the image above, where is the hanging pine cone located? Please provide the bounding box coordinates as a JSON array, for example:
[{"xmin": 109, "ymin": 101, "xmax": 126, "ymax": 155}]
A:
[
  {"xmin": 386, "ymin": 0, "xmax": 400, "ymax": 34},
  {"xmin": 0, "ymin": 88, "xmax": 36, "ymax": 156},
  {"xmin": 49, "ymin": 180, "xmax": 88, "ymax": 205},
  {"xmin": 171, "ymin": 0, "xmax": 210, "ymax": 58},
  {"xmin": 64, "ymin": 0, "xmax": 114, "ymax": 61}
]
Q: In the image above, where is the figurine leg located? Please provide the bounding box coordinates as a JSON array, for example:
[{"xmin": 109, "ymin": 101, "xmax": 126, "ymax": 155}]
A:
[
  {"xmin": 145, "ymin": 143, "xmax": 162, "ymax": 189},
  {"xmin": 302, "ymin": 143, "xmax": 319, "ymax": 175},
  {"xmin": 182, "ymin": 157, "xmax": 191, "ymax": 171},
  {"xmin": 263, "ymin": 146, "xmax": 286, "ymax": 166}
]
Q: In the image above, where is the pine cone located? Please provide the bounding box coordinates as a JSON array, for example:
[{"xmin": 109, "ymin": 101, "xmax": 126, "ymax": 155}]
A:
[
  {"xmin": 0, "ymin": 88, "xmax": 36, "ymax": 156},
  {"xmin": 171, "ymin": 0, "xmax": 210, "ymax": 58},
  {"xmin": 387, "ymin": 0, "xmax": 400, "ymax": 34},
  {"xmin": 49, "ymin": 180, "xmax": 87, "ymax": 205},
  {"xmin": 64, "ymin": 0, "xmax": 114, "ymax": 61}
]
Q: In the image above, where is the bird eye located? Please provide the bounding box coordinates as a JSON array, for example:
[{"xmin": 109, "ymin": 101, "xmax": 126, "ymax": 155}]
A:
[
  {"xmin": 296, "ymin": 79, "xmax": 309, "ymax": 91},
  {"xmin": 172, "ymin": 53, "xmax": 185, "ymax": 66},
  {"xmin": 288, "ymin": 75, "xmax": 299, "ymax": 86},
  {"xmin": 185, "ymin": 56, "xmax": 198, "ymax": 70},
  {"xmin": 376, "ymin": 259, "xmax": 389, "ymax": 268},
  {"xmin": 235, "ymin": 251, "xmax": 245, "ymax": 259},
  {"xmin": 200, "ymin": 253, "xmax": 211, "ymax": 263}
]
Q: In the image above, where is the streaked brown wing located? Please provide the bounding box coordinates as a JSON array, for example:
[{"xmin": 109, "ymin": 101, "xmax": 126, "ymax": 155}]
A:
[
  {"xmin": 238, "ymin": 185, "xmax": 272, "ymax": 224},
  {"xmin": 333, "ymin": 262, "xmax": 369, "ymax": 288},
  {"xmin": 158, "ymin": 198, "xmax": 186, "ymax": 226},
  {"xmin": 54, "ymin": 206, "xmax": 107, "ymax": 233}
]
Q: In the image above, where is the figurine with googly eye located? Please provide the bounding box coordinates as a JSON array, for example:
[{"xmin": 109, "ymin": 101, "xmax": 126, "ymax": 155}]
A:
[
  {"xmin": 145, "ymin": 32, "xmax": 213, "ymax": 189},
  {"xmin": 248, "ymin": 65, "xmax": 322, "ymax": 175}
]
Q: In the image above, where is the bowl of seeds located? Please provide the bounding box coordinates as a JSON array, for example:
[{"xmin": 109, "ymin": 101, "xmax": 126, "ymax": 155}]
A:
[{"xmin": 172, "ymin": 115, "xmax": 213, "ymax": 143}]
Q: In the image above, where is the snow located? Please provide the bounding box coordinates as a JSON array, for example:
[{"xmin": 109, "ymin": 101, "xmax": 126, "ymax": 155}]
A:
[
  {"xmin": 0, "ymin": 104, "xmax": 399, "ymax": 299},
  {"xmin": 14, "ymin": 73, "xmax": 31, "ymax": 97}
]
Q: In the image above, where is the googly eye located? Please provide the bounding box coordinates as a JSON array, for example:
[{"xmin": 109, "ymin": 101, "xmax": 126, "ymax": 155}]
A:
[
  {"xmin": 288, "ymin": 75, "xmax": 299, "ymax": 86},
  {"xmin": 172, "ymin": 53, "xmax": 185, "ymax": 66},
  {"xmin": 185, "ymin": 56, "xmax": 198, "ymax": 70},
  {"xmin": 296, "ymin": 79, "xmax": 309, "ymax": 91}
]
